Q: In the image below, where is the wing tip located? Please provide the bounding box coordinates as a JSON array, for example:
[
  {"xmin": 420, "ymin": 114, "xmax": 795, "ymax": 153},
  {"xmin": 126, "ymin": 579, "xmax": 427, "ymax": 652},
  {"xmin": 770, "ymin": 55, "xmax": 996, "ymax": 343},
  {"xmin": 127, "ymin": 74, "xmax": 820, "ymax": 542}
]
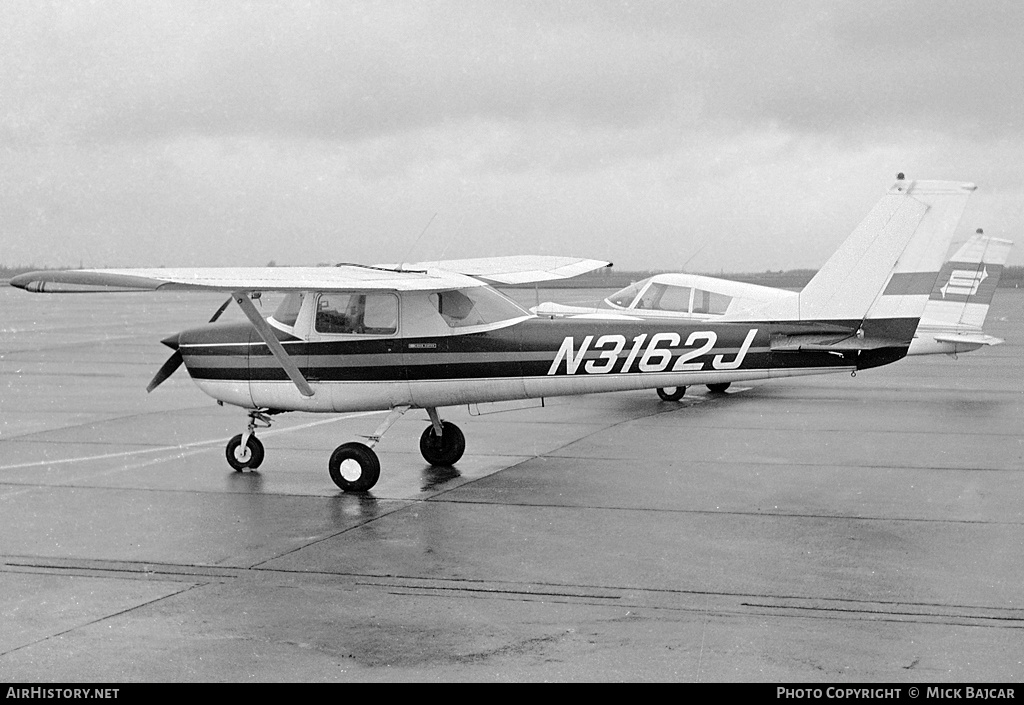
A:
[{"xmin": 9, "ymin": 272, "xmax": 44, "ymax": 291}]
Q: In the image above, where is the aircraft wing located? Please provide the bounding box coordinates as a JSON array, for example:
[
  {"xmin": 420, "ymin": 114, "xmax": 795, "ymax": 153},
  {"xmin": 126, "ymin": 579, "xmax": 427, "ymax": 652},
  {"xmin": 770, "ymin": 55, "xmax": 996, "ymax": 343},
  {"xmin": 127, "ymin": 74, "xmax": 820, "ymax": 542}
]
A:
[
  {"xmin": 11, "ymin": 256, "xmax": 611, "ymax": 294},
  {"xmin": 379, "ymin": 256, "xmax": 612, "ymax": 285},
  {"xmin": 8, "ymin": 266, "xmax": 482, "ymax": 293}
]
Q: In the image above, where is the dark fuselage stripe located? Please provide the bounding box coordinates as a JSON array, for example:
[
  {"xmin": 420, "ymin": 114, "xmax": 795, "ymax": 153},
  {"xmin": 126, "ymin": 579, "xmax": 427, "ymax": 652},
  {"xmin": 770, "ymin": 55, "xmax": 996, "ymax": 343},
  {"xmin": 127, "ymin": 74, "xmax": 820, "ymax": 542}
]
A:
[{"xmin": 177, "ymin": 317, "xmax": 915, "ymax": 382}]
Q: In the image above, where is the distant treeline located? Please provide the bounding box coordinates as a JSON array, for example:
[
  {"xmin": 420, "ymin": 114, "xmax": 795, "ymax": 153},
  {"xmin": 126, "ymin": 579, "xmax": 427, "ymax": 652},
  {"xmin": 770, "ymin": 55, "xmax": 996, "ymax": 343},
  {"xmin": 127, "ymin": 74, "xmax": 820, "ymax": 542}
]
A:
[
  {"xmin": 3, "ymin": 264, "xmax": 1023, "ymax": 289},
  {"xmin": 529, "ymin": 265, "xmax": 1024, "ymax": 290}
]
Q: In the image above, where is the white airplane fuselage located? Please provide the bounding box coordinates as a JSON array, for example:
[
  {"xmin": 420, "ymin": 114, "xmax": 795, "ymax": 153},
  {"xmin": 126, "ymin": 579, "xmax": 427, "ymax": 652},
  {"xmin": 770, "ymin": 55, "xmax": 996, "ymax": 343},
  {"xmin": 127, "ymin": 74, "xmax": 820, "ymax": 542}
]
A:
[{"xmin": 175, "ymin": 294, "xmax": 911, "ymax": 414}]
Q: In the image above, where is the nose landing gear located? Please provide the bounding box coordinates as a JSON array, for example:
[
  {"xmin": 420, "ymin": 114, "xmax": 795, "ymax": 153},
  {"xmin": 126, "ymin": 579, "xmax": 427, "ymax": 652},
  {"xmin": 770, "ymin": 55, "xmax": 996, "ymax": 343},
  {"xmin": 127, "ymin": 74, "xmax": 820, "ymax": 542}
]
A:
[{"xmin": 226, "ymin": 409, "xmax": 273, "ymax": 471}]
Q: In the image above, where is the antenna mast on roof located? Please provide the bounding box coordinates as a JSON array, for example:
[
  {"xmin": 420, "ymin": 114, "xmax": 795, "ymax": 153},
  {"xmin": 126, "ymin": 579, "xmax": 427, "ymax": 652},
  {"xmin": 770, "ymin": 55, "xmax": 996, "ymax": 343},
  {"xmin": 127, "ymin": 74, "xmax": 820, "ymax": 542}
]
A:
[{"xmin": 397, "ymin": 213, "xmax": 438, "ymax": 272}]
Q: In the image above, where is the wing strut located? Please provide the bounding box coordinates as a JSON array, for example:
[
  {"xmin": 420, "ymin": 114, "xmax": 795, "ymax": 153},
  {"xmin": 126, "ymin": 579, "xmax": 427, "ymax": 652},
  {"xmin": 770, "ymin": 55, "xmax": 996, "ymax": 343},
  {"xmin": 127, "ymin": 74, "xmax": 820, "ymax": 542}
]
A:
[{"xmin": 233, "ymin": 291, "xmax": 315, "ymax": 397}]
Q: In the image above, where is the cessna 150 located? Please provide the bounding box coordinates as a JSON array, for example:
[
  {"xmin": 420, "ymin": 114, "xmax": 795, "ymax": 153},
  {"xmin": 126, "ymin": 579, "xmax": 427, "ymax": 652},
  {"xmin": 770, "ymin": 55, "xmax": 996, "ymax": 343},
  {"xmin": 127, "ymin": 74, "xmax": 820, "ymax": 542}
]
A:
[{"xmin": 11, "ymin": 176, "xmax": 976, "ymax": 492}]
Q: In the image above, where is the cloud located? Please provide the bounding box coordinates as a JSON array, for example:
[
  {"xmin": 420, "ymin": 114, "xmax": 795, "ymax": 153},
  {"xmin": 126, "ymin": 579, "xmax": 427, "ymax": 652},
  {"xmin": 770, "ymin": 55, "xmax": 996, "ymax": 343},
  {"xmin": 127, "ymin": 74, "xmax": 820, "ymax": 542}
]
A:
[
  {"xmin": 7, "ymin": 2, "xmax": 1023, "ymax": 145},
  {"xmin": 1, "ymin": 1, "xmax": 1021, "ymax": 269}
]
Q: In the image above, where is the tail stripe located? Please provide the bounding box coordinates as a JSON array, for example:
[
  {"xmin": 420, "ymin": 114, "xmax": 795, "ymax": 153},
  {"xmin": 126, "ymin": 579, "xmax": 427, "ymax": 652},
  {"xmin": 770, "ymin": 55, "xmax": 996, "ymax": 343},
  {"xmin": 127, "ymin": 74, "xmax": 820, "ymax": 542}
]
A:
[{"xmin": 883, "ymin": 272, "xmax": 940, "ymax": 296}]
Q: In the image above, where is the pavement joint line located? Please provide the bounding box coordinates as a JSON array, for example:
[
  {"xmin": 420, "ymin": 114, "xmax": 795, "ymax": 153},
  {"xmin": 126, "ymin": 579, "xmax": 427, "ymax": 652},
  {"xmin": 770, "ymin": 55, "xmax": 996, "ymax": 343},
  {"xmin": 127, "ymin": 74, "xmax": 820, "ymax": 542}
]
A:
[
  {"xmin": 0, "ymin": 582, "xmax": 202, "ymax": 660},
  {"xmin": 537, "ymin": 452, "xmax": 1022, "ymax": 474},
  {"xmin": 739, "ymin": 601, "xmax": 1024, "ymax": 624},
  {"xmin": 5, "ymin": 555, "xmax": 1024, "ymax": 623},
  {"xmin": 423, "ymin": 495, "xmax": 1024, "ymax": 526}
]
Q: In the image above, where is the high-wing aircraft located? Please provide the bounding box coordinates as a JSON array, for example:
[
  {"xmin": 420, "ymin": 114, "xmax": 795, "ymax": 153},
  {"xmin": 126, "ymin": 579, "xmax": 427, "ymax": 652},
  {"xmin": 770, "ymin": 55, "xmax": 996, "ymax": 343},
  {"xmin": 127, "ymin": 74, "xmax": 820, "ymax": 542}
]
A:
[{"xmin": 11, "ymin": 176, "xmax": 976, "ymax": 491}]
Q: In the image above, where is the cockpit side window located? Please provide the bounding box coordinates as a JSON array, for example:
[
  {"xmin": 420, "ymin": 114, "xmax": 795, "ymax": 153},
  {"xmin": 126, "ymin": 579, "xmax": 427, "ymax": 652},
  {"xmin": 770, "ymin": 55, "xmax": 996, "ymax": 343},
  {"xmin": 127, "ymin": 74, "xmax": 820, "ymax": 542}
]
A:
[
  {"xmin": 315, "ymin": 293, "xmax": 398, "ymax": 335},
  {"xmin": 655, "ymin": 285, "xmax": 692, "ymax": 312}
]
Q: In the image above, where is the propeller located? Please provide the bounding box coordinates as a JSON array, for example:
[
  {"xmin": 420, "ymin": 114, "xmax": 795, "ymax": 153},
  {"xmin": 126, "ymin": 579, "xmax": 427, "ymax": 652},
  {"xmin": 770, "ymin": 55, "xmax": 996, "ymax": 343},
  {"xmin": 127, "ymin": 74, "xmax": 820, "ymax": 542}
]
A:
[{"xmin": 146, "ymin": 296, "xmax": 234, "ymax": 393}]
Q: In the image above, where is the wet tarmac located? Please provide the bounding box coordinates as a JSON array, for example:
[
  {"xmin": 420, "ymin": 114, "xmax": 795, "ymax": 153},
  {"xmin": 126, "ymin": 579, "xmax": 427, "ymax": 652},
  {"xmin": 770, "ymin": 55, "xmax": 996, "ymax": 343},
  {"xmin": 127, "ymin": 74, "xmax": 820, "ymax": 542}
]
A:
[{"xmin": 1, "ymin": 287, "xmax": 1022, "ymax": 682}]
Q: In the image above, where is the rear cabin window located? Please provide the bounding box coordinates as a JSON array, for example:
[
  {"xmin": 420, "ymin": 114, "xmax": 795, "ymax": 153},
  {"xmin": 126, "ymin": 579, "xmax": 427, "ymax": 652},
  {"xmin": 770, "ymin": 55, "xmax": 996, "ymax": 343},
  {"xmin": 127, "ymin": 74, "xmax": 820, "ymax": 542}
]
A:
[
  {"xmin": 692, "ymin": 289, "xmax": 732, "ymax": 315},
  {"xmin": 429, "ymin": 286, "xmax": 528, "ymax": 328},
  {"xmin": 315, "ymin": 293, "xmax": 398, "ymax": 335}
]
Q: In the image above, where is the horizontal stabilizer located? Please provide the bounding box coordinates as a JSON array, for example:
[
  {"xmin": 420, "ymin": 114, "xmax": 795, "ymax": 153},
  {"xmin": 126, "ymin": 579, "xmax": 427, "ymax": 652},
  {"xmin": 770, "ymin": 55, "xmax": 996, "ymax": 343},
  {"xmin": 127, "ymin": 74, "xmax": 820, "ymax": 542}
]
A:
[
  {"xmin": 770, "ymin": 334, "xmax": 907, "ymax": 352},
  {"xmin": 932, "ymin": 332, "xmax": 1003, "ymax": 347},
  {"xmin": 769, "ymin": 321, "xmax": 859, "ymax": 337}
]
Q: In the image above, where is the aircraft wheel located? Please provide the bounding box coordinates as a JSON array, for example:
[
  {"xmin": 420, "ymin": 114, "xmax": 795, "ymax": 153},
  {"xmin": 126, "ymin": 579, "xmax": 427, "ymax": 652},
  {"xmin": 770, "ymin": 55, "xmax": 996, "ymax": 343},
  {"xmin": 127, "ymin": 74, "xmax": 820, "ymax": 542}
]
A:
[
  {"xmin": 419, "ymin": 421, "xmax": 466, "ymax": 466},
  {"xmin": 226, "ymin": 434, "xmax": 265, "ymax": 471},
  {"xmin": 329, "ymin": 442, "xmax": 381, "ymax": 492},
  {"xmin": 706, "ymin": 382, "xmax": 731, "ymax": 393},
  {"xmin": 657, "ymin": 387, "xmax": 686, "ymax": 402}
]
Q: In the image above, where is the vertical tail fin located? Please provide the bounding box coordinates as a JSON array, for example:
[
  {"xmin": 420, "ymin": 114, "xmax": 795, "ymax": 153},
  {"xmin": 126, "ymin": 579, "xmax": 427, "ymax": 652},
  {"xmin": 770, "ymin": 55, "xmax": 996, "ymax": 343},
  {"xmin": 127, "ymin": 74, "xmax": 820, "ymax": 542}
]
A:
[
  {"xmin": 793, "ymin": 177, "xmax": 976, "ymax": 321},
  {"xmin": 924, "ymin": 230, "xmax": 1013, "ymax": 328}
]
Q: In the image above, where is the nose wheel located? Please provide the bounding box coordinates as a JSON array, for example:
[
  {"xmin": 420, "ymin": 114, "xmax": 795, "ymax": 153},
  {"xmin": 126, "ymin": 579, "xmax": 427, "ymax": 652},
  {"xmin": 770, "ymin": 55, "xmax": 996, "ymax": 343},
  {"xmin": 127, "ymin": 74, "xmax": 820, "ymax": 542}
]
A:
[
  {"xmin": 225, "ymin": 409, "xmax": 273, "ymax": 472},
  {"xmin": 226, "ymin": 433, "xmax": 265, "ymax": 471}
]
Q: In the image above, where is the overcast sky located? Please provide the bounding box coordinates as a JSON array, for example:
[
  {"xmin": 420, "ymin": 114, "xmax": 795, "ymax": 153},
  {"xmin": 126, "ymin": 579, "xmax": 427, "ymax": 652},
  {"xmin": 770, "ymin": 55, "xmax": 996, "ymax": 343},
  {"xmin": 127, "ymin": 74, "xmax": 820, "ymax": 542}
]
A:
[{"xmin": 3, "ymin": 0, "xmax": 1023, "ymax": 272}]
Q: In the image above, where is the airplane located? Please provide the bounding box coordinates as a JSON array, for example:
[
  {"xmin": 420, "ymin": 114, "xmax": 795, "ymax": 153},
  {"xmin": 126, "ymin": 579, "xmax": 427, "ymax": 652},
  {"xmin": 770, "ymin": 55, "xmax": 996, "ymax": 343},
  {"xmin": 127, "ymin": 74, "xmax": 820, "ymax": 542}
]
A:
[
  {"xmin": 535, "ymin": 225, "xmax": 1010, "ymax": 399},
  {"xmin": 10, "ymin": 176, "xmax": 976, "ymax": 492},
  {"xmin": 536, "ymin": 229, "xmax": 1011, "ymax": 356}
]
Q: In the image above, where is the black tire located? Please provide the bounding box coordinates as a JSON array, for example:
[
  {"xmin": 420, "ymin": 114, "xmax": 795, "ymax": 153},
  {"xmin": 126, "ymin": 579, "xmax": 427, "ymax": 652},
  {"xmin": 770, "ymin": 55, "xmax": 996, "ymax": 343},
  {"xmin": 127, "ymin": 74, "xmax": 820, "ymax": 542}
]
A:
[
  {"xmin": 657, "ymin": 387, "xmax": 686, "ymax": 402},
  {"xmin": 706, "ymin": 382, "xmax": 731, "ymax": 393},
  {"xmin": 329, "ymin": 442, "xmax": 381, "ymax": 492},
  {"xmin": 419, "ymin": 421, "xmax": 466, "ymax": 466},
  {"xmin": 226, "ymin": 434, "xmax": 265, "ymax": 471}
]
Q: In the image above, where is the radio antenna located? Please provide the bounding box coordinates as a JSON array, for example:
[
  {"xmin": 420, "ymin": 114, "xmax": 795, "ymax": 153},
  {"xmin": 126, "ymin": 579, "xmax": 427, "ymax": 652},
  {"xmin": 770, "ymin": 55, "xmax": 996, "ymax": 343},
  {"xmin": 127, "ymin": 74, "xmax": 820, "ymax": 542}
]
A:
[
  {"xmin": 680, "ymin": 241, "xmax": 708, "ymax": 272},
  {"xmin": 398, "ymin": 212, "xmax": 437, "ymax": 272}
]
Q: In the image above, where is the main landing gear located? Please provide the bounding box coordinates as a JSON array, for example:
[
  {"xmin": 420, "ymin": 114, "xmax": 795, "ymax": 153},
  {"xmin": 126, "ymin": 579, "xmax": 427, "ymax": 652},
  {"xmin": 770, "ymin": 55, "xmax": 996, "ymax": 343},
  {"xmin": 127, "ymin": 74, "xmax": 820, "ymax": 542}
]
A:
[
  {"xmin": 656, "ymin": 382, "xmax": 731, "ymax": 401},
  {"xmin": 657, "ymin": 387, "xmax": 686, "ymax": 401},
  {"xmin": 329, "ymin": 406, "xmax": 465, "ymax": 491},
  {"xmin": 224, "ymin": 406, "xmax": 465, "ymax": 493}
]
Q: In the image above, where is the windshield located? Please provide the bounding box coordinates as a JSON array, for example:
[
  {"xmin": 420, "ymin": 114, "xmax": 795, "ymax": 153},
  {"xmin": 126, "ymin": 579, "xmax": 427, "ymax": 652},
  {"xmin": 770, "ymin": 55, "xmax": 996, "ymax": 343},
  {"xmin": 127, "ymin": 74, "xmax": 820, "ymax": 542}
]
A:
[
  {"xmin": 606, "ymin": 278, "xmax": 649, "ymax": 308},
  {"xmin": 429, "ymin": 286, "xmax": 529, "ymax": 328}
]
